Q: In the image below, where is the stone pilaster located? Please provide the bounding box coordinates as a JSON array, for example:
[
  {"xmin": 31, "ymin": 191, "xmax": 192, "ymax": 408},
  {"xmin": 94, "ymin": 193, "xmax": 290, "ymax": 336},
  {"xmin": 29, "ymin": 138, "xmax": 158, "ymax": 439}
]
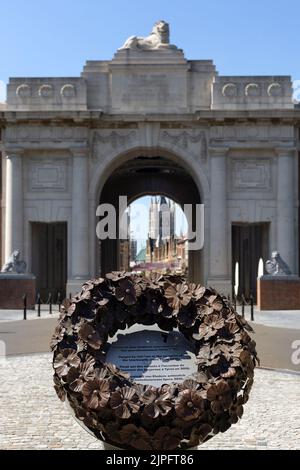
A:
[
  {"xmin": 207, "ymin": 147, "xmax": 231, "ymax": 295},
  {"xmin": 276, "ymin": 147, "xmax": 296, "ymax": 273},
  {"xmin": 4, "ymin": 149, "xmax": 24, "ymax": 262},
  {"xmin": 67, "ymin": 148, "xmax": 90, "ymax": 296}
]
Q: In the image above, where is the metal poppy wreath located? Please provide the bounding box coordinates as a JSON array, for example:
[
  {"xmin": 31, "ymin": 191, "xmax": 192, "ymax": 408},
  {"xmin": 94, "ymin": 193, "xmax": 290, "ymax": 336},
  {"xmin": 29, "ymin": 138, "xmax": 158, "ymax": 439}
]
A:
[{"xmin": 51, "ymin": 272, "xmax": 258, "ymax": 450}]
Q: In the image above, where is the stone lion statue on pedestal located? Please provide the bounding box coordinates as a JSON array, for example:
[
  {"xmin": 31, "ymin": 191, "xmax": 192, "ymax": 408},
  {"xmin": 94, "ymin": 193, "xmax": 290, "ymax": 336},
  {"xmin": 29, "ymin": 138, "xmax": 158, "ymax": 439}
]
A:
[
  {"xmin": 119, "ymin": 20, "xmax": 176, "ymax": 50},
  {"xmin": 265, "ymin": 251, "xmax": 291, "ymax": 276},
  {"xmin": 1, "ymin": 250, "xmax": 27, "ymax": 274}
]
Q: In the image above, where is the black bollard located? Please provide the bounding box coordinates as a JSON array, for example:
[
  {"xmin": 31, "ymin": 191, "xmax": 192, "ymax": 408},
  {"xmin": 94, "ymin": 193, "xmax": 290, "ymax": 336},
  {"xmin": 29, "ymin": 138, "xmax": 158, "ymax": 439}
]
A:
[
  {"xmin": 23, "ymin": 294, "xmax": 27, "ymax": 320},
  {"xmin": 37, "ymin": 293, "xmax": 41, "ymax": 318},
  {"xmin": 48, "ymin": 293, "xmax": 52, "ymax": 315},
  {"xmin": 241, "ymin": 295, "xmax": 245, "ymax": 318},
  {"xmin": 57, "ymin": 292, "xmax": 61, "ymax": 313},
  {"xmin": 250, "ymin": 293, "xmax": 254, "ymax": 321}
]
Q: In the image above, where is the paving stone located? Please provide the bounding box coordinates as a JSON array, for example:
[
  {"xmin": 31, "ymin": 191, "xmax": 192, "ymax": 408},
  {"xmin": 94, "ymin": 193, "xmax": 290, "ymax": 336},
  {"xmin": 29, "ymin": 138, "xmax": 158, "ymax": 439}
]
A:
[{"xmin": 0, "ymin": 353, "xmax": 299, "ymax": 450}]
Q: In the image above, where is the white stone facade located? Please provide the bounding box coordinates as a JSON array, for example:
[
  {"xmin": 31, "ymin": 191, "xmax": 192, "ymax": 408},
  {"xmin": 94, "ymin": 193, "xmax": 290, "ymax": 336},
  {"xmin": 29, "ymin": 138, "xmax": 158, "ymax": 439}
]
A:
[{"xmin": 0, "ymin": 28, "xmax": 298, "ymax": 296}]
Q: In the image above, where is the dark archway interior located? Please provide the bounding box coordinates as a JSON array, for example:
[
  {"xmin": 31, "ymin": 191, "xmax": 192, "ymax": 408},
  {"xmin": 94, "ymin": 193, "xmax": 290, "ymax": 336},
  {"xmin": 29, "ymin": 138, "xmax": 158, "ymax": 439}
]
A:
[{"xmin": 99, "ymin": 155, "xmax": 202, "ymax": 282}]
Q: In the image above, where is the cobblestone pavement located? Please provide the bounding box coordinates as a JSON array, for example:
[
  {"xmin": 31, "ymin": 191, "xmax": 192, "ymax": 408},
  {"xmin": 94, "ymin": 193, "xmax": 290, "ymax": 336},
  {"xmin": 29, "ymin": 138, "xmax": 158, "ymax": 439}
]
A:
[{"xmin": 0, "ymin": 353, "xmax": 299, "ymax": 450}]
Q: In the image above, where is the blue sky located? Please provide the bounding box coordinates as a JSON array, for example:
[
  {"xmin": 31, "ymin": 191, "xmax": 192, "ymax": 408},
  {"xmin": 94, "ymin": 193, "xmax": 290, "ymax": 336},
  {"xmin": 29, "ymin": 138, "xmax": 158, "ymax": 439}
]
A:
[{"xmin": 1, "ymin": 0, "xmax": 300, "ymax": 102}]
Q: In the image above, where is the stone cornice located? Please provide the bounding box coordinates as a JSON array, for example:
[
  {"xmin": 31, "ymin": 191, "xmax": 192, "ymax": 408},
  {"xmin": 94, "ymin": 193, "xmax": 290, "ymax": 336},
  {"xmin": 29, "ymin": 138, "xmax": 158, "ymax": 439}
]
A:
[
  {"xmin": 70, "ymin": 146, "xmax": 90, "ymax": 157},
  {"xmin": 1, "ymin": 108, "xmax": 300, "ymax": 125},
  {"xmin": 3, "ymin": 146, "xmax": 24, "ymax": 156},
  {"xmin": 209, "ymin": 146, "xmax": 230, "ymax": 156},
  {"xmin": 274, "ymin": 147, "xmax": 297, "ymax": 157}
]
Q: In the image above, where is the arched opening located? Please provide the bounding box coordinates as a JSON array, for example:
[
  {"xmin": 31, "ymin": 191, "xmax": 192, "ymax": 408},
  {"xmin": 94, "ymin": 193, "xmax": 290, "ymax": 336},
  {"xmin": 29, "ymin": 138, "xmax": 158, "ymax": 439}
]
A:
[
  {"xmin": 122, "ymin": 195, "xmax": 189, "ymax": 275},
  {"xmin": 97, "ymin": 153, "xmax": 203, "ymax": 282}
]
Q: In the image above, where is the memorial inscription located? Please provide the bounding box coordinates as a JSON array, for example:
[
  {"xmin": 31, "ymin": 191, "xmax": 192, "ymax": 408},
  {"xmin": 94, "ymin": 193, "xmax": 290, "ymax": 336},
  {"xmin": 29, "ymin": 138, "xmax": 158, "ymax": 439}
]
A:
[
  {"xmin": 122, "ymin": 75, "xmax": 169, "ymax": 103},
  {"xmin": 111, "ymin": 72, "xmax": 187, "ymax": 112},
  {"xmin": 106, "ymin": 329, "xmax": 197, "ymax": 387}
]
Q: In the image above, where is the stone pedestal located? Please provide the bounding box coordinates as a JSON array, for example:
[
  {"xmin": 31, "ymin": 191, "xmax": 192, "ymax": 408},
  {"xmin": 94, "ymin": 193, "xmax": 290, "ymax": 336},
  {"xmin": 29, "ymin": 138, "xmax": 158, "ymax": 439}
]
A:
[
  {"xmin": 0, "ymin": 273, "xmax": 36, "ymax": 309},
  {"xmin": 257, "ymin": 275, "xmax": 300, "ymax": 310}
]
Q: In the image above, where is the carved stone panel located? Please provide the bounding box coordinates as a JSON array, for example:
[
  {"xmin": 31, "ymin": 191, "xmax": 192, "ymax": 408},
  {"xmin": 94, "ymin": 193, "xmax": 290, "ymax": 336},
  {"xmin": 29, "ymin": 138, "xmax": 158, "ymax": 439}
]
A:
[
  {"xmin": 229, "ymin": 157, "xmax": 273, "ymax": 198},
  {"xmin": 27, "ymin": 159, "xmax": 68, "ymax": 192},
  {"xmin": 159, "ymin": 129, "xmax": 208, "ymax": 161},
  {"xmin": 92, "ymin": 130, "xmax": 138, "ymax": 158}
]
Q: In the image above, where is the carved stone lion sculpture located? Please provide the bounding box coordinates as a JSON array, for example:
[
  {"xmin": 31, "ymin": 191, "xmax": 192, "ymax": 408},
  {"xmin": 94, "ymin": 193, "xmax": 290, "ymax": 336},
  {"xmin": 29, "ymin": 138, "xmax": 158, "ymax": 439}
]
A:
[
  {"xmin": 265, "ymin": 251, "xmax": 291, "ymax": 276},
  {"xmin": 119, "ymin": 20, "xmax": 176, "ymax": 50},
  {"xmin": 1, "ymin": 250, "xmax": 27, "ymax": 274}
]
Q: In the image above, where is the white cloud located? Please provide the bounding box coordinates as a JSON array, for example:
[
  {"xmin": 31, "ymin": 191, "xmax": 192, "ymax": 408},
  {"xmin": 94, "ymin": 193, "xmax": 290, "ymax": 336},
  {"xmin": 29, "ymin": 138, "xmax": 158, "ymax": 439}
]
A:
[
  {"xmin": 292, "ymin": 80, "xmax": 300, "ymax": 103},
  {"xmin": 0, "ymin": 80, "xmax": 7, "ymax": 103}
]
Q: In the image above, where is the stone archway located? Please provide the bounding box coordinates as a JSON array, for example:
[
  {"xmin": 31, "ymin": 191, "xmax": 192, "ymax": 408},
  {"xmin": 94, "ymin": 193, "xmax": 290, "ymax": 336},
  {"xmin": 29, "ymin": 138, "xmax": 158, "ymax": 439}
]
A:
[{"xmin": 97, "ymin": 152, "xmax": 203, "ymax": 283}]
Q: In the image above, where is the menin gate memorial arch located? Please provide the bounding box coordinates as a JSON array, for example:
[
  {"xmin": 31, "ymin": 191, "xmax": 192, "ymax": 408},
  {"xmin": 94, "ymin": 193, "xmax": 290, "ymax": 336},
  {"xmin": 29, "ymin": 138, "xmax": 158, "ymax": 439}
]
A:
[{"xmin": 0, "ymin": 21, "xmax": 299, "ymax": 299}]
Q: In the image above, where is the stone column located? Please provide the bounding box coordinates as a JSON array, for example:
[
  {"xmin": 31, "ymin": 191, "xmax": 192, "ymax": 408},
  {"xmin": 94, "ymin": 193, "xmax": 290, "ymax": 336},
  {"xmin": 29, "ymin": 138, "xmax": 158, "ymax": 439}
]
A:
[
  {"xmin": 5, "ymin": 150, "xmax": 24, "ymax": 261},
  {"xmin": 276, "ymin": 148, "xmax": 296, "ymax": 273},
  {"xmin": 67, "ymin": 148, "xmax": 89, "ymax": 295},
  {"xmin": 207, "ymin": 147, "xmax": 231, "ymax": 295}
]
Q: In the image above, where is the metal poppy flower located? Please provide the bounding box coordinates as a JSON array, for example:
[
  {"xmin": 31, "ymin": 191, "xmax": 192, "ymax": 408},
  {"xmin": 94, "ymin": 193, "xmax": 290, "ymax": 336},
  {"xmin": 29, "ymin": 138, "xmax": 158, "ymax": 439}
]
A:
[
  {"xmin": 189, "ymin": 283, "xmax": 206, "ymax": 300},
  {"xmin": 142, "ymin": 387, "xmax": 172, "ymax": 418},
  {"xmin": 82, "ymin": 378, "xmax": 110, "ymax": 409},
  {"xmin": 229, "ymin": 396, "xmax": 244, "ymax": 424},
  {"xmin": 148, "ymin": 272, "xmax": 164, "ymax": 289},
  {"xmin": 110, "ymin": 386, "xmax": 140, "ymax": 419},
  {"xmin": 143, "ymin": 291, "xmax": 163, "ymax": 315},
  {"xmin": 187, "ymin": 423, "xmax": 212, "ymax": 447},
  {"xmin": 175, "ymin": 389, "xmax": 205, "ymax": 422},
  {"xmin": 196, "ymin": 345, "xmax": 221, "ymax": 367},
  {"xmin": 78, "ymin": 408, "xmax": 106, "ymax": 432},
  {"xmin": 115, "ymin": 279, "xmax": 138, "ymax": 306},
  {"xmin": 103, "ymin": 362, "xmax": 131, "ymax": 381},
  {"xmin": 219, "ymin": 342, "xmax": 243, "ymax": 360},
  {"xmin": 220, "ymin": 321, "xmax": 241, "ymax": 342},
  {"xmin": 66, "ymin": 356, "xmax": 95, "ymax": 392},
  {"xmin": 53, "ymin": 348, "xmax": 80, "ymax": 377},
  {"xmin": 239, "ymin": 349, "xmax": 255, "ymax": 370},
  {"xmin": 207, "ymin": 380, "xmax": 232, "ymax": 414},
  {"xmin": 197, "ymin": 313, "xmax": 225, "ymax": 340},
  {"xmin": 119, "ymin": 424, "xmax": 151, "ymax": 450},
  {"xmin": 177, "ymin": 305, "xmax": 198, "ymax": 328},
  {"xmin": 82, "ymin": 281, "xmax": 96, "ymax": 292},
  {"xmin": 78, "ymin": 323, "xmax": 102, "ymax": 349},
  {"xmin": 106, "ymin": 271, "xmax": 130, "ymax": 282},
  {"xmin": 53, "ymin": 374, "xmax": 66, "ymax": 401},
  {"xmin": 196, "ymin": 303, "xmax": 214, "ymax": 319},
  {"xmin": 165, "ymin": 283, "xmax": 192, "ymax": 311},
  {"xmin": 65, "ymin": 302, "xmax": 77, "ymax": 316},
  {"xmin": 50, "ymin": 325, "xmax": 65, "ymax": 350},
  {"xmin": 178, "ymin": 379, "xmax": 200, "ymax": 392},
  {"xmin": 152, "ymin": 427, "xmax": 183, "ymax": 450}
]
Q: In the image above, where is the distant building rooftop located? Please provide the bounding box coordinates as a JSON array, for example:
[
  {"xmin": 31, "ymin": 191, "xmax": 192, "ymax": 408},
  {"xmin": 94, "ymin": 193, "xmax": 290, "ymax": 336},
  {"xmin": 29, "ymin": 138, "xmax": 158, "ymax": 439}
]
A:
[{"xmin": 136, "ymin": 248, "xmax": 146, "ymax": 263}]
